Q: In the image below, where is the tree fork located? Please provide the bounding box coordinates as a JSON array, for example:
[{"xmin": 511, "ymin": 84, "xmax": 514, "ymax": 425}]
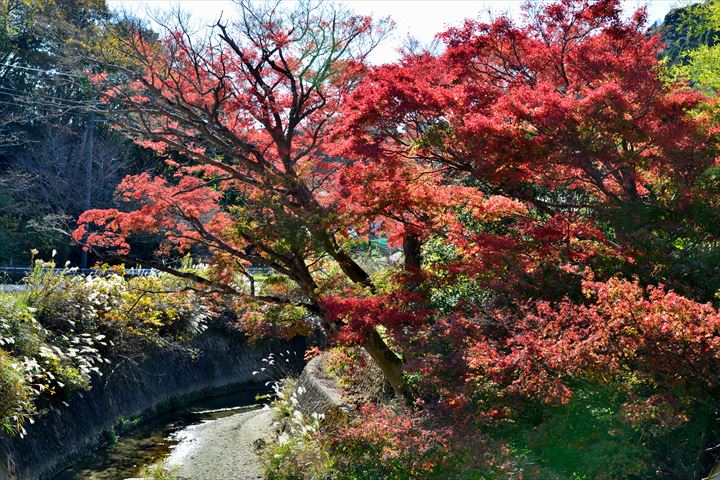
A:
[{"xmin": 314, "ymin": 233, "xmax": 408, "ymax": 397}]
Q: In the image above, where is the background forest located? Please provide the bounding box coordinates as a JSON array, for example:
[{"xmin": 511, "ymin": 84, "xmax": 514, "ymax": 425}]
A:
[{"xmin": 0, "ymin": 0, "xmax": 158, "ymax": 267}]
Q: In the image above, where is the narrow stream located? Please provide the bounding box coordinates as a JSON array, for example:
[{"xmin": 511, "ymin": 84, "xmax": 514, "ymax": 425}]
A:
[{"xmin": 53, "ymin": 388, "xmax": 265, "ymax": 480}]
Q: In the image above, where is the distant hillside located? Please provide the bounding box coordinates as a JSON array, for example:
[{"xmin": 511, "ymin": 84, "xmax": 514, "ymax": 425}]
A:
[{"xmin": 654, "ymin": 2, "xmax": 718, "ymax": 64}]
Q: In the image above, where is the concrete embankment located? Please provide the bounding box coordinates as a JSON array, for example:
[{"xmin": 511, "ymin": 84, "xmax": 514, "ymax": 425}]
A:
[{"xmin": 0, "ymin": 328, "xmax": 306, "ymax": 480}]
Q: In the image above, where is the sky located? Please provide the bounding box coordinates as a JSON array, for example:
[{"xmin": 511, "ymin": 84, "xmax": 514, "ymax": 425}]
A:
[{"xmin": 107, "ymin": 0, "xmax": 690, "ymax": 64}]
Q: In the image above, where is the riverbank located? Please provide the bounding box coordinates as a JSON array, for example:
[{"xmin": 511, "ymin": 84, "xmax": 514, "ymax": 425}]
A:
[
  {"xmin": 0, "ymin": 328, "xmax": 305, "ymax": 480},
  {"xmin": 168, "ymin": 407, "xmax": 274, "ymax": 480},
  {"xmin": 164, "ymin": 354, "xmax": 344, "ymax": 480},
  {"xmin": 55, "ymin": 389, "xmax": 269, "ymax": 479}
]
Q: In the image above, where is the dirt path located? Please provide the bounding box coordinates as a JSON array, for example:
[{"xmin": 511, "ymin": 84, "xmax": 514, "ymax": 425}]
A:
[{"xmin": 166, "ymin": 406, "xmax": 274, "ymax": 480}]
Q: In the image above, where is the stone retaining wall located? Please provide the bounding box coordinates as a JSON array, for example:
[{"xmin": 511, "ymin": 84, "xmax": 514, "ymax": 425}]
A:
[{"xmin": 295, "ymin": 354, "xmax": 349, "ymax": 425}]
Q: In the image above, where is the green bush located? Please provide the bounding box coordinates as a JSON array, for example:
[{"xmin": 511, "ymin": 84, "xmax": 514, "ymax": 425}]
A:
[
  {"xmin": 138, "ymin": 461, "xmax": 179, "ymax": 480},
  {"xmin": 0, "ymin": 349, "xmax": 34, "ymax": 436},
  {"xmin": 263, "ymin": 378, "xmax": 334, "ymax": 480},
  {"xmin": 0, "ymin": 258, "xmax": 212, "ymax": 437}
]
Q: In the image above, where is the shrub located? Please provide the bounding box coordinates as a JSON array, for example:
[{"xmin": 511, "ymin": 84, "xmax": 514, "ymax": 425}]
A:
[
  {"xmin": 264, "ymin": 432, "xmax": 333, "ymax": 480},
  {"xmin": 326, "ymin": 403, "xmax": 450, "ymax": 480},
  {"xmin": 138, "ymin": 461, "xmax": 179, "ymax": 480},
  {"xmin": 0, "ymin": 349, "xmax": 34, "ymax": 436},
  {"xmin": 0, "ymin": 258, "xmax": 213, "ymax": 437},
  {"xmin": 263, "ymin": 378, "xmax": 334, "ymax": 480},
  {"xmin": 264, "ymin": 375, "xmax": 454, "ymax": 480}
]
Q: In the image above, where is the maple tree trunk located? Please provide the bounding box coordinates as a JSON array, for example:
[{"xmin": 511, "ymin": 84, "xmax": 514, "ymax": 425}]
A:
[
  {"xmin": 362, "ymin": 328, "xmax": 406, "ymax": 397},
  {"xmin": 403, "ymin": 233, "xmax": 423, "ymax": 271},
  {"xmin": 331, "ymin": 246, "xmax": 375, "ymax": 289},
  {"xmin": 315, "ymin": 302, "xmax": 406, "ymax": 397},
  {"xmin": 320, "ymin": 237, "xmax": 408, "ymax": 397}
]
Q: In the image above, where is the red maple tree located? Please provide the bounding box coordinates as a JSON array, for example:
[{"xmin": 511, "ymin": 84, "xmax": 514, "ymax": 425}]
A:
[
  {"xmin": 335, "ymin": 0, "xmax": 720, "ymax": 293},
  {"xmin": 73, "ymin": 1, "xmax": 414, "ymax": 393}
]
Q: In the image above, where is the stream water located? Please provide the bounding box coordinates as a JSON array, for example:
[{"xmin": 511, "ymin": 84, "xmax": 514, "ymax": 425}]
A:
[{"xmin": 53, "ymin": 388, "xmax": 265, "ymax": 480}]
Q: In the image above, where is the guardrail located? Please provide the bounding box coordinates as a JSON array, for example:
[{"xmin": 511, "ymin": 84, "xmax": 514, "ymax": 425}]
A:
[
  {"xmin": 0, "ymin": 284, "xmax": 26, "ymax": 292},
  {"xmin": 0, "ymin": 266, "xmax": 160, "ymax": 277},
  {"xmin": 0, "ymin": 265, "xmax": 273, "ymax": 279}
]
